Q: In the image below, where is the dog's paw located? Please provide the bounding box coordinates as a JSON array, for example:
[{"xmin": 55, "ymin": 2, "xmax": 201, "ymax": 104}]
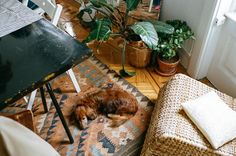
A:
[
  {"xmin": 88, "ymin": 112, "xmax": 97, "ymax": 120},
  {"xmin": 108, "ymin": 114, "xmax": 122, "ymax": 119}
]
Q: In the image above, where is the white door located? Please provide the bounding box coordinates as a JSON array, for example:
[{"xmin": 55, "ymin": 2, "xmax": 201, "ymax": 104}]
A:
[{"xmin": 207, "ymin": 12, "xmax": 236, "ymax": 97}]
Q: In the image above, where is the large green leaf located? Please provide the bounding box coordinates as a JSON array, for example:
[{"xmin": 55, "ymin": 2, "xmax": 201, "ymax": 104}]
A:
[
  {"xmin": 90, "ymin": 0, "xmax": 106, "ymax": 7},
  {"xmin": 90, "ymin": 0, "xmax": 114, "ymax": 12},
  {"xmin": 77, "ymin": 8, "xmax": 90, "ymax": 21},
  {"xmin": 119, "ymin": 69, "xmax": 136, "ymax": 77},
  {"xmin": 77, "ymin": 6, "xmax": 96, "ymax": 28},
  {"xmin": 130, "ymin": 22, "xmax": 158, "ymax": 50},
  {"xmin": 83, "ymin": 19, "xmax": 112, "ymax": 43},
  {"xmin": 147, "ymin": 20, "xmax": 174, "ymax": 34},
  {"xmin": 125, "ymin": 0, "xmax": 140, "ymax": 11}
]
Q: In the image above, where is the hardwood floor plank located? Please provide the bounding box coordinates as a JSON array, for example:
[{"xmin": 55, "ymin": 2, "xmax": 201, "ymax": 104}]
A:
[
  {"xmin": 57, "ymin": 0, "xmax": 214, "ymax": 101},
  {"xmin": 143, "ymin": 70, "xmax": 160, "ymax": 94}
]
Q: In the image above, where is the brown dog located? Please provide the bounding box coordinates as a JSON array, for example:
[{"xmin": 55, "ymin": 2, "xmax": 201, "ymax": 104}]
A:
[{"xmin": 73, "ymin": 85, "xmax": 138, "ymax": 129}]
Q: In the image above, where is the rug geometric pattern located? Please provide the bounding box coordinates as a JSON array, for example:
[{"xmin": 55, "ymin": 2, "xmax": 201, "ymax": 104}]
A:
[{"xmin": 1, "ymin": 56, "xmax": 154, "ymax": 156}]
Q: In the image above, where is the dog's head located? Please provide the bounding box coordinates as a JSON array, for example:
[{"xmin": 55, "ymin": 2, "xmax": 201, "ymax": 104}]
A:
[{"xmin": 74, "ymin": 105, "xmax": 88, "ymax": 129}]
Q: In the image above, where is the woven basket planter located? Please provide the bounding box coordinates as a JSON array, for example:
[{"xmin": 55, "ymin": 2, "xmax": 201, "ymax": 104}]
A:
[{"xmin": 127, "ymin": 41, "xmax": 151, "ymax": 68}]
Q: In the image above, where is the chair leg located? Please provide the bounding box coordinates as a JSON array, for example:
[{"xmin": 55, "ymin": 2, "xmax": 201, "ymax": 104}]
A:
[
  {"xmin": 148, "ymin": 0, "xmax": 154, "ymax": 12},
  {"xmin": 26, "ymin": 90, "xmax": 37, "ymax": 110},
  {"xmin": 45, "ymin": 83, "xmax": 74, "ymax": 144},
  {"xmin": 66, "ymin": 69, "xmax": 81, "ymax": 93},
  {"xmin": 39, "ymin": 87, "xmax": 48, "ymax": 113},
  {"xmin": 117, "ymin": 0, "xmax": 120, "ymax": 5},
  {"xmin": 23, "ymin": 96, "xmax": 28, "ymax": 103}
]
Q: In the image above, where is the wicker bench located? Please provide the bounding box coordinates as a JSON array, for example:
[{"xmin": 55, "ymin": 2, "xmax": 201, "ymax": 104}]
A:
[{"xmin": 141, "ymin": 74, "xmax": 236, "ymax": 156}]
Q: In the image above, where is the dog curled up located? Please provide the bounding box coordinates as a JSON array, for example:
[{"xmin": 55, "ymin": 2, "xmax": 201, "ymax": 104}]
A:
[{"xmin": 73, "ymin": 84, "xmax": 138, "ymax": 129}]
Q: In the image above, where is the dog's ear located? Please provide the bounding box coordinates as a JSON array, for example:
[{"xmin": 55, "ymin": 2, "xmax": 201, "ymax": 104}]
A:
[
  {"xmin": 69, "ymin": 104, "xmax": 78, "ymax": 124},
  {"xmin": 74, "ymin": 106, "xmax": 88, "ymax": 129}
]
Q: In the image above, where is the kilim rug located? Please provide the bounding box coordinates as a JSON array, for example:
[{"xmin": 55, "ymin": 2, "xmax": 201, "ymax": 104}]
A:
[{"xmin": 1, "ymin": 56, "xmax": 154, "ymax": 156}]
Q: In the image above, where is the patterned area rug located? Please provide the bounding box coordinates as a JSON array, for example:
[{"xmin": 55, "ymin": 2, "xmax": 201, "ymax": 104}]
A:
[{"xmin": 1, "ymin": 56, "xmax": 154, "ymax": 156}]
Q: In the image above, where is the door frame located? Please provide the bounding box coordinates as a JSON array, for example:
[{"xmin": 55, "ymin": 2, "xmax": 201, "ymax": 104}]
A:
[{"xmin": 187, "ymin": 0, "xmax": 223, "ymax": 79}]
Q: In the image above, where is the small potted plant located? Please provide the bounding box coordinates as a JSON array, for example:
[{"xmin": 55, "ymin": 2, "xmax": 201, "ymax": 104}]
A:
[
  {"xmin": 78, "ymin": 0, "xmax": 173, "ymax": 76},
  {"xmin": 155, "ymin": 20, "xmax": 195, "ymax": 76}
]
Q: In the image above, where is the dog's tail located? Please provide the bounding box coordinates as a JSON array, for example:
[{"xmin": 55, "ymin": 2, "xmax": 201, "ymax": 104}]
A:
[{"xmin": 108, "ymin": 114, "xmax": 133, "ymax": 127}]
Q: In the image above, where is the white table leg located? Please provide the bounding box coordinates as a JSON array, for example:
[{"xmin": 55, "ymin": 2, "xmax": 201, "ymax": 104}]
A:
[
  {"xmin": 21, "ymin": 0, "xmax": 29, "ymax": 6},
  {"xmin": 27, "ymin": 89, "xmax": 37, "ymax": 110},
  {"xmin": 67, "ymin": 69, "xmax": 81, "ymax": 93},
  {"xmin": 23, "ymin": 96, "xmax": 28, "ymax": 103}
]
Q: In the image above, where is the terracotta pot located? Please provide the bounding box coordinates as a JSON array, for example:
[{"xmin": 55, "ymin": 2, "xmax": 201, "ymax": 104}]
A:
[
  {"xmin": 126, "ymin": 41, "xmax": 151, "ymax": 68},
  {"xmin": 155, "ymin": 55, "xmax": 180, "ymax": 76}
]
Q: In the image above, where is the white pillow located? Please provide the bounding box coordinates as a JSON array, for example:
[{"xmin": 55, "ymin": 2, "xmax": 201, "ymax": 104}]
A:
[
  {"xmin": 182, "ymin": 91, "xmax": 236, "ymax": 149},
  {"xmin": 0, "ymin": 116, "xmax": 60, "ymax": 156}
]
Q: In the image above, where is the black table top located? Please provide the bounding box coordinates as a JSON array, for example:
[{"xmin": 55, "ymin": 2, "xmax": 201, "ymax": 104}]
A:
[{"xmin": 0, "ymin": 19, "xmax": 91, "ymax": 109}]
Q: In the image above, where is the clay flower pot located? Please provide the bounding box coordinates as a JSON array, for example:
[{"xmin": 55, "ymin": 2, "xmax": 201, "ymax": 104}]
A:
[{"xmin": 155, "ymin": 55, "xmax": 180, "ymax": 76}]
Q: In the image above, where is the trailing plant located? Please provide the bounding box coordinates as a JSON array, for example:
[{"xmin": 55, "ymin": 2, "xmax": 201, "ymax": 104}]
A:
[
  {"xmin": 156, "ymin": 20, "xmax": 195, "ymax": 60},
  {"xmin": 78, "ymin": 0, "xmax": 174, "ymax": 77}
]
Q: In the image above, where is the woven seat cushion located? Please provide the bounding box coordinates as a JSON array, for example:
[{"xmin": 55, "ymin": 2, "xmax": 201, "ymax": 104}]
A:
[{"xmin": 141, "ymin": 74, "xmax": 236, "ymax": 156}]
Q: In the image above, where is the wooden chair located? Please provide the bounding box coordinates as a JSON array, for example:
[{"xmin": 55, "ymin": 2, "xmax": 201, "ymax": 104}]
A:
[
  {"xmin": 0, "ymin": 110, "xmax": 36, "ymax": 132},
  {"xmin": 22, "ymin": 0, "xmax": 81, "ymax": 109}
]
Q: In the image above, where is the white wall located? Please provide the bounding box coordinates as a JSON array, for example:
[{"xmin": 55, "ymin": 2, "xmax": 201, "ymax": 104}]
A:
[
  {"xmin": 160, "ymin": 0, "xmax": 220, "ymax": 79},
  {"xmin": 231, "ymin": 1, "xmax": 236, "ymax": 11},
  {"xmin": 161, "ymin": 0, "xmax": 205, "ymax": 35}
]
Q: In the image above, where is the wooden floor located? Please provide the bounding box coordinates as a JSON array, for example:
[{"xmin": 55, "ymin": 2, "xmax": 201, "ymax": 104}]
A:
[{"xmin": 57, "ymin": 0, "xmax": 212, "ymax": 101}]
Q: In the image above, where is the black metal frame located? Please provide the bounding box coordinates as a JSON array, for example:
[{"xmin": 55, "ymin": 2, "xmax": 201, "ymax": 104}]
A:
[
  {"xmin": 39, "ymin": 83, "xmax": 74, "ymax": 144},
  {"xmin": 39, "ymin": 87, "xmax": 48, "ymax": 113}
]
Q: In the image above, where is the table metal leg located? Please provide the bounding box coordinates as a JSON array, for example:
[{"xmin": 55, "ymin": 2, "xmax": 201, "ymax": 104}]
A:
[
  {"xmin": 45, "ymin": 83, "xmax": 74, "ymax": 144},
  {"xmin": 39, "ymin": 87, "xmax": 48, "ymax": 113}
]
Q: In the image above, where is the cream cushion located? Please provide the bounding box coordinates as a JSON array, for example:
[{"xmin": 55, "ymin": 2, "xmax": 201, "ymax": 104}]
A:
[
  {"xmin": 182, "ymin": 91, "xmax": 236, "ymax": 149},
  {"xmin": 0, "ymin": 116, "xmax": 60, "ymax": 156}
]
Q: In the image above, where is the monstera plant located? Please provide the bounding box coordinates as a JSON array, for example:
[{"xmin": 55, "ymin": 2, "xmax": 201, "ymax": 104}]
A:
[{"xmin": 79, "ymin": 0, "xmax": 174, "ymax": 76}]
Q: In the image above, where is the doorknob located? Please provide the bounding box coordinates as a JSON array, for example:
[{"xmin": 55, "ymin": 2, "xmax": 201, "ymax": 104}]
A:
[{"xmin": 215, "ymin": 16, "xmax": 226, "ymax": 26}]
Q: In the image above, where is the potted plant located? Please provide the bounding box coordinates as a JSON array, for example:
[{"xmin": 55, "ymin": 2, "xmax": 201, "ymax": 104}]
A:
[
  {"xmin": 77, "ymin": 1, "xmax": 97, "ymax": 28},
  {"xmin": 155, "ymin": 20, "xmax": 195, "ymax": 76},
  {"xmin": 78, "ymin": 0, "xmax": 174, "ymax": 76}
]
